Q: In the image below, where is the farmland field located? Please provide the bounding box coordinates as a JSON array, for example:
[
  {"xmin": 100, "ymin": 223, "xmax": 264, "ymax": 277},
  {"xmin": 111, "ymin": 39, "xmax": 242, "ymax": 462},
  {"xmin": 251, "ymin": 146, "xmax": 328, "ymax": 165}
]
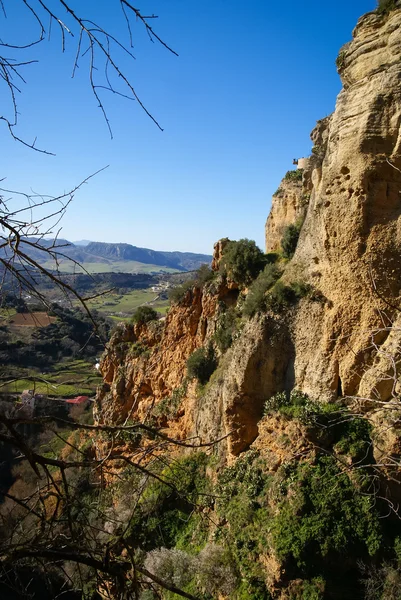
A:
[
  {"xmin": 40, "ymin": 259, "xmax": 180, "ymax": 274},
  {"xmin": 0, "ymin": 360, "xmax": 102, "ymax": 398},
  {"xmin": 86, "ymin": 288, "xmax": 170, "ymax": 318},
  {"xmin": 9, "ymin": 312, "xmax": 56, "ymax": 327}
]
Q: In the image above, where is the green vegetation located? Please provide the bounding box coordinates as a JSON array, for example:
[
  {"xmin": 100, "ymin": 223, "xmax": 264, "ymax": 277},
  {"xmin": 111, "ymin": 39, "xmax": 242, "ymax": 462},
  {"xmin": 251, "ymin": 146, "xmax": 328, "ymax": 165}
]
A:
[
  {"xmin": 0, "ymin": 360, "xmax": 101, "ymax": 397},
  {"xmin": 284, "ymin": 169, "xmax": 303, "ymax": 183},
  {"xmin": 127, "ymin": 341, "xmax": 150, "ymax": 358},
  {"xmin": 244, "ymin": 276, "xmax": 312, "ymax": 317},
  {"xmin": 0, "ymin": 304, "xmax": 109, "ymax": 369},
  {"xmin": 40, "ymin": 259, "xmax": 180, "ymax": 274},
  {"xmin": 336, "ymin": 49, "xmax": 346, "ymax": 70},
  {"xmin": 215, "ymin": 450, "xmax": 272, "ymax": 598},
  {"xmin": 87, "ymin": 288, "xmax": 166, "ymax": 314},
  {"xmin": 186, "ymin": 345, "xmax": 217, "ymax": 384},
  {"xmin": 243, "ymin": 264, "xmax": 282, "ymax": 317},
  {"xmin": 168, "ymin": 265, "xmax": 215, "ymax": 304},
  {"xmin": 154, "ymin": 380, "xmax": 189, "ymax": 419},
  {"xmin": 273, "ymin": 187, "xmax": 284, "ymax": 197},
  {"xmin": 264, "ymin": 390, "xmax": 373, "ymax": 461},
  {"xmin": 377, "ymin": 0, "xmax": 398, "ymax": 15},
  {"xmin": 124, "ymin": 452, "xmax": 211, "ymax": 551},
  {"xmin": 194, "ymin": 263, "xmax": 215, "ymax": 285},
  {"xmin": 311, "ymin": 144, "xmax": 324, "ymax": 161},
  {"xmin": 272, "ymin": 455, "xmax": 382, "ymax": 565},
  {"xmin": 214, "ymin": 307, "xmax": 239, "ymax": 352},
  {"xmin": 131, "ymin": 305, "xmax": 158, "ymax": 325},
  {"xmin": 220, "ymin": 239, "xmax": 266, "ymax": 286},
  {"xmin": 168, "ymin": 279, "xmax": 195, "ymax": 303},
  {"xmin": 281, "ymin": 220, "xmax": 303, "ymax": 258},
  {"xmin": 265, "ymin": 252, "xmax": 279, "ymax": 264}
]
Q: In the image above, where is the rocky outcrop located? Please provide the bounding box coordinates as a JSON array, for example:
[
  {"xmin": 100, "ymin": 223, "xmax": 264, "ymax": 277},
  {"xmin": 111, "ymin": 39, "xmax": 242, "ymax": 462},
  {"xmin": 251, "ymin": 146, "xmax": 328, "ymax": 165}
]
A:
[
  {"xmin": 264, "ymin": 173, "xmax": 309, "ymax": 254},
  {"xmin": 96, "ymin": 285, "xmax": 219, "ymax": 431}
]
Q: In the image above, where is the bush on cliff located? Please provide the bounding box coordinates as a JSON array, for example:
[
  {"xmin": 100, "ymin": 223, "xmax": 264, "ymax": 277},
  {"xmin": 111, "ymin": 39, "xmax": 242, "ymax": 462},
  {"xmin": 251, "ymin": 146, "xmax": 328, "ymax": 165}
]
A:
[
  {"xmin": 168, "ymin": 265, "xmax": 215, "ymax": 304},
  {"xmin": 272, "ymin": 455, "xmax": 382, "ymax": 566},
  {"xmin": 131, "ymin": 305, "xmax": 158, "ymax": 324},
  {"xmin": 214, "ymin": 307, "xmax": 239, "ymax": 352},
  {"xmin": 220, "ymin": 239, "xmax": 266, "ymax": 286},
  {"xmin": 377, "ymin": 0, "xmax": 398, "ymax": 15},
  {"xmin": 243, "ymin": 263, "xmax": 282, "ymax": 317},
  {"xmin": 187, "ymin": 345, "xmax": 217, "ymax": 384},
  {"xmin": 281, "ymin": 219, "xmax": 303, "ymax": 259},
  {"xmin": 284, "ymin": 168, "xmax": 303, "ymax": 183}
]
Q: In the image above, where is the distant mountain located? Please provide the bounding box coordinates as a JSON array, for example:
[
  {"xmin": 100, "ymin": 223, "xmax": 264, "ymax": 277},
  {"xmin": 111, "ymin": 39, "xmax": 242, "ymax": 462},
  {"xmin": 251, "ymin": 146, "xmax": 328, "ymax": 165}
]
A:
[
  {"xmin": 1, "ymin": 239, "xmax": 212, "ymax": 273},
  {"xmin": 73, "ymin": 240, "xmax": 92, "ymax": 246}
]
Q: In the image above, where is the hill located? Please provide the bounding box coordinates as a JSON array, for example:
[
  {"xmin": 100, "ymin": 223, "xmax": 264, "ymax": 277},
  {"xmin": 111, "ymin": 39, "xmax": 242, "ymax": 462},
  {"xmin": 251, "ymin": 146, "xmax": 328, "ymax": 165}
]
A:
[{"xmin": 0, "ymin": 239, "xmax": 212, "ymax": 274}]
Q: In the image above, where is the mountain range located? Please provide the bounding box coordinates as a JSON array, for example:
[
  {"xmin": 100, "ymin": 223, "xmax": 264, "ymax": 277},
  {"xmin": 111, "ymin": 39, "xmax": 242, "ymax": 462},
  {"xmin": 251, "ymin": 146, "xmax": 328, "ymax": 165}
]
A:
[{"xmin": 2, "ymin": 239, "xmax": 212, "ymax": 273}]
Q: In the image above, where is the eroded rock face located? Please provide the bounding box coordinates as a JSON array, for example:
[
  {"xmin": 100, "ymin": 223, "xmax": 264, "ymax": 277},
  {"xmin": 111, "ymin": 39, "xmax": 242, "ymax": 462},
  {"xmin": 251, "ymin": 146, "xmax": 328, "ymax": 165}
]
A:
[
  {"xmin": 264, "ymin": 175, "xmax": 309, "ymax": 254},
  {"xmin": 268, "ymin": 8, "xmax": 401, "ymax": 401},
  {"xmin": 96, "ymin": 285, "xmax": 218, "ymax": 431}
]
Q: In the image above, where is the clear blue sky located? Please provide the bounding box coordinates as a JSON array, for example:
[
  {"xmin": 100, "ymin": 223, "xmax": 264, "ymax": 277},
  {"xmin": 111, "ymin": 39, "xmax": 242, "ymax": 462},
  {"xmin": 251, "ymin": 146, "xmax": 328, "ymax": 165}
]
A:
[{"xmin": 2, "ymin": 0, "xmax": 376, "ymax": 254}]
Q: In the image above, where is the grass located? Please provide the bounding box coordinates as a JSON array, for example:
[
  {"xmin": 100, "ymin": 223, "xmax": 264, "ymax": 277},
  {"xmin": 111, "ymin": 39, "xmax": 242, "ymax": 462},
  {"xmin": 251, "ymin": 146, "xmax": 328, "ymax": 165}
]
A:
[
  {"xmin": 86, "ymin": 288, "xmax": 170, "ymax": 318},
  {"xmin": 40, "ymin": 259, "xmax": 180, "ymax": 274},
  {"xmin": 0, "ymin": 307, "xmax": 16, "ymax": 320},
  {"xmin": 0, "ymin": 359, "xmax": 102, "ymax": 398}
]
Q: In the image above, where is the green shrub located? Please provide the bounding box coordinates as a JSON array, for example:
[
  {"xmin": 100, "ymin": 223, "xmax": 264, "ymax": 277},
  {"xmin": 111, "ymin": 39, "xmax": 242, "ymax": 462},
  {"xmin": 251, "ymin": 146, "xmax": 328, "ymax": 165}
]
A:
[
  {"xmin": 131, "ymin": 305, "xmax": 158, "ymax": 324},
  {"xmin": 220, "ymin": 239, "xmax": 266, "ymax": 286},
  {"xmin": 128, "ymin": 341, "xmax": 149, "ymax": 358},
  {"xmin": 214, "ymin": 308, "xmax": 239, "ymax": 352},
  {"xmin": 216, "ymin": 450, "xmax": 272, "ymax": 597},
  {"xmin": 263, "ymin": 389, "xmax": 324, "ymax": 424},
  {"xmin": 243, "ymin": 264, "xmax": 282, "ymax": 317},
  {"xmin": 168, "ymin": 279, "xmax": 194, "ymax": 303},
  {"xmin": 265, "ymin": 252, "xmax": 279, "ymax": 264},
  {"xmin": 334, "ymin": 416, "xmax": 372, "ymax": 461},
  {"xmin": 264, "ymin": 390, "xmax": 373, "ymax": 461},
  {"xmin": 154, "ymin": 381, "xmax": 188, "ymax": 418},
  {"xmin": 289, "ymin": 577, "xmax": 325, "ymax": 600},
  {"xmin": 273, "ymin": 187, "xmax": 284, "ymax": 197},
  {"xmin": 284, "ymin": 169, "xmax": 303, "ymax": 183},
  {"xmin": 335, "ymin": 50, "xmax": 346, "ymax": 71},
  {"xmin": 168, "ymin": 265, "xmax": 214, "ymax": 304},
  {"xmin": 264, "ymin": 281, "xmax": 296, "ymax": 312},
  {"xmin": 377, "ymin": 0, "xmax": 398, "ymax": 15},
  {"xmin": 290, "ymin": 280, "xmax": 313, "ymax": 298},
  {"xmin": 125, "ymin": 452, "xmax": 211, "ymax": 551},
  {"xmin": 281, "ymin": 220, "xmax": 303, "ymax": 258},
  {"xmin": 272, "ymin": 455, "xmax": 382, "ymax": 565},
  {"xmin": 187, "ymin": 345, "xmax": 217, "ymax": 384},
  {"xmin": 195, "ymin": 263, "xmax": 215, "ymax": 285}
]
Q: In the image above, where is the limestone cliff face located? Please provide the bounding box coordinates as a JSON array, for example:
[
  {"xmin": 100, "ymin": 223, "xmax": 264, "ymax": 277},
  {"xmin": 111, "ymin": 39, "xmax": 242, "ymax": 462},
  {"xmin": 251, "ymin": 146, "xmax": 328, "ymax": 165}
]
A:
[
  {"xmin": 96, "ymin": 284, "xmax": 219, "ymax": 431},
  {"xmin": 265, "ymin": 170, "xmax": 311, "ymax": 254},
  {"xmin": 266, "ymin": 7, "xmax": 401, "ymax": 402}
]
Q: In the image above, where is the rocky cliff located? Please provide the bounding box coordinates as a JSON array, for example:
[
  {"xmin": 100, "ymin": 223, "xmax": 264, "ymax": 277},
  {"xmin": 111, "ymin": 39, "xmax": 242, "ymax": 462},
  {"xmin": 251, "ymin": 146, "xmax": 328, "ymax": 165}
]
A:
[{"xmin": 266, "ymin": 6, "xmax": 401, "ymax": 403}]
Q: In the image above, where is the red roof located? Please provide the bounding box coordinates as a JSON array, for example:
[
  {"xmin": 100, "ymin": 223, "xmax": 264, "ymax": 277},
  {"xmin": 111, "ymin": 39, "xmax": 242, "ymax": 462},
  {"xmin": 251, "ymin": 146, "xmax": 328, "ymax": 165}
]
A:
[{"xmin": 66, "ymin": 395, "xmax": 89, "ymax": 404}]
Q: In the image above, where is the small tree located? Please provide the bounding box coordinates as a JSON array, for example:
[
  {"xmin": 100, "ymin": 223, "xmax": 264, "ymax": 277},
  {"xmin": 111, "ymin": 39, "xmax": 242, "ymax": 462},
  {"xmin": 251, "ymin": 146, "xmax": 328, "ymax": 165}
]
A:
[
  {"xmin": 187, "ymin": 346, "xmax": 217, "ymax": 385},
  {"xmin": 132, "ymin": 305, "xmax": 158, "ymax": 325},
  {"xmin": 243, "ymin": 263, "xmax": 282, "ymax": 317},
  {"xmin": 220, "ymin": 239, "xmax": 266, "ymax": 286},
  {"xmin": 377, "ymin": 0, "xmax": 398, "ymax": 15},
  {"xmin": 281, "ymin": 221, "xmax": 303, "ymax": 259}
]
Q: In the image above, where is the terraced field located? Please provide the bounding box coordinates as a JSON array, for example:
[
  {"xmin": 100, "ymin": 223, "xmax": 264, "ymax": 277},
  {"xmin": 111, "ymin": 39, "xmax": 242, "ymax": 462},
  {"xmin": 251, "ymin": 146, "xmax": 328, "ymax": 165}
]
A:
[{"xmin": 1, "ymin": 359, "xmax": 102, "ymax": 398}]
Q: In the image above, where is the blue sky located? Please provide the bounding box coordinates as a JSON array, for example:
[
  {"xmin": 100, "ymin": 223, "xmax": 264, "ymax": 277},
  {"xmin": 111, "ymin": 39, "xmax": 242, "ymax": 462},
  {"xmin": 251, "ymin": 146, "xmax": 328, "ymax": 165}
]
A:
[{"xmin": 2, "ymin": 0, "xmax": 376, "ymax": 254}]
